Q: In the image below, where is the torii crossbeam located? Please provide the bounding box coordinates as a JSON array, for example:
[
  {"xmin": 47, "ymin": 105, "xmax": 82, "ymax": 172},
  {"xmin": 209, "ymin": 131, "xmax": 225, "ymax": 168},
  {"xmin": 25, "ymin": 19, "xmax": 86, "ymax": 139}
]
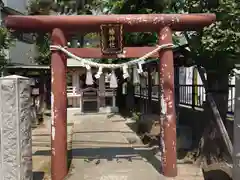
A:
[{"xmin": 5, "ymin": 13, "xmax": 216, "ymax": 180}]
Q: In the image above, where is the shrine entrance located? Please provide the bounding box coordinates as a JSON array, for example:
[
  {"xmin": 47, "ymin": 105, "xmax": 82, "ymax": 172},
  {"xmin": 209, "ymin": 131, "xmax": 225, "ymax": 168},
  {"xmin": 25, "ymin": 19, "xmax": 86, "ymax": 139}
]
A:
[{"xmin": 5, "ymin": 14, "xmax": 216, "ymax": 180}]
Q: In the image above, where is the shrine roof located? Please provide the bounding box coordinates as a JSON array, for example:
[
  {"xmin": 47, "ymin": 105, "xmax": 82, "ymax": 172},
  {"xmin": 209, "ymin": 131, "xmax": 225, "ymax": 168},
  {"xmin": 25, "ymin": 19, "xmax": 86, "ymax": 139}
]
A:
[{"xmin": 5, "ymin": 14, "xmax": 215, "ymax": 33}]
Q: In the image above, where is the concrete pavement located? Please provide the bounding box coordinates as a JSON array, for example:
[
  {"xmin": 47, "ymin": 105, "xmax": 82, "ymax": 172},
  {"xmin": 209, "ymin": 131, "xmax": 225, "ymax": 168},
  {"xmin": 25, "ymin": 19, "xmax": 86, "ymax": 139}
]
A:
[
  {"xmin": 66, "ymin": 114, "xmax": 165, "ymax": 180},
  {"xmin": 32, "ymin": 113, "xmax": 205, "ymax": 180},
  {"xmin": 32, "ymin": 119, "xmax": 74, "ymax": 180}
]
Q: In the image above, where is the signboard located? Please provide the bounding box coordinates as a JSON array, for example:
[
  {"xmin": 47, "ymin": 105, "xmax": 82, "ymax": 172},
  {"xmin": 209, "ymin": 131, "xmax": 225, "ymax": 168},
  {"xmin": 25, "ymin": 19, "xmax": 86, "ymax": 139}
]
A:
[{"xmin": 100, "ymin": 24, "xmax": 123, "ymax": 55}]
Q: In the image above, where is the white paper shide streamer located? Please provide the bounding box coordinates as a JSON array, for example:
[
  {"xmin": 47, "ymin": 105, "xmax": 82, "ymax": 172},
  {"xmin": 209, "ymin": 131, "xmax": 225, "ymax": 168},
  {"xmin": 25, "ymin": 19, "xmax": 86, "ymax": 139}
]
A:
[
  {"xmin": 95, "ymin": 66, "xmax": 103, "ymax": 79},
  {"xmin": 85, "ymin": 65, "xmax": 93, "ymax": 85},
  {"xmin": 122, "ymin": 64, "xmax": 129, "ymax": 79},
  {"xmin": 50, "ymin": 43, "xmax": 174, "ymax": 88},
  {"xmin": 109, "ymin": 70, "xmax": 118, "ymax": 88},
  {"xmin": 133, "ymin": 66, "xmax": 140, "ymax": 84}
]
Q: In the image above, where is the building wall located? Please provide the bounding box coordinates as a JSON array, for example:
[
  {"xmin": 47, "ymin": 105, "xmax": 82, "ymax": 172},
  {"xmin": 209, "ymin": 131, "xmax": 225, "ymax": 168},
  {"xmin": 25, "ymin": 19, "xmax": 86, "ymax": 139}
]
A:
[
  {"xmin": 1, "ymin": 0, "xmax": 36, "ymax": 66},
  {"xmin": 8, "ymin": 40, "xmax": 36, "ymax": 66},
  {"xmin": 2, "ymin": 0, "xmax": 28, "ymax": 14}
]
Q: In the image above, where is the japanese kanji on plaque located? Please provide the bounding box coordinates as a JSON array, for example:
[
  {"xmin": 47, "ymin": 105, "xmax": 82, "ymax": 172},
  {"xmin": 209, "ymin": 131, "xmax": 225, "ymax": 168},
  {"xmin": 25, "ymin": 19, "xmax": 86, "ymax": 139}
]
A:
[{"xmin": 100, "ymin": 24, "xmax": 123, "ymax": 55}]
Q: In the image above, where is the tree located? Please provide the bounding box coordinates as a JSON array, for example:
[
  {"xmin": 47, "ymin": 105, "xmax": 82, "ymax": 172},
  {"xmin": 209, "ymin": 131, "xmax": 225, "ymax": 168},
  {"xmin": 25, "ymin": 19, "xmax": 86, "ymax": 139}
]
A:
[
  {"xmin": 173, "ymin": 0, "xmax": 240, "ymax": 164},
  {"xmin": 0, "ymin": 27, "xmax": 15, "ymax": 72},
  {"xmin": 29, "ymin": 0, "xmax": 239, "ymax": 120},
  {"xmin": 28, "ymin": 0, "xmax": 238, "ymax": 167},
  {"xmin": 28, "ymin": 0, "xmax": 184, "ymax": 65},
  {"xmin": 27, "ymin": 0, "xmax": 48, "ymax": 65},
  {"xmin": 175, "ymin": 0, "xmax": 240, "ymax": 120},
  {"xmin": 135, "ymin": 1, "xmax": 240, "ymax": 169},
  {"xmin": 103, "ymin": 0, "xmax": 239, "ymax": 165},
  {"xmin": 28, "ymin": 0, "xmax": 106, "ymax": 65}
]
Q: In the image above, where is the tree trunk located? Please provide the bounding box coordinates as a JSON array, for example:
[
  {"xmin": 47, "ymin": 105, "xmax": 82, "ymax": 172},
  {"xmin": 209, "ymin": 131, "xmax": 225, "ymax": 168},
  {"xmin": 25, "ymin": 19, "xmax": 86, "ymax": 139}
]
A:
[
  {"xmin": 196, "ymin": 69, "xmax": 232, "ymax": 165},
  {"xmin": 207, "ymin": 71, "xmax": 229, "ymax": 125}
]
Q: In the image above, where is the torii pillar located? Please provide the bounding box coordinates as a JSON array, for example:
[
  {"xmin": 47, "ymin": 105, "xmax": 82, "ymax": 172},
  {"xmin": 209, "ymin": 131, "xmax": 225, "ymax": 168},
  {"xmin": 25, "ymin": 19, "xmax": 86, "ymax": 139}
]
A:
[
  {"xmin": 159, "ymin": 27, "xmax": 177, "ymax": 175},
  {"xmin": 51, "ymin": 28, "xmax": 68, "ymax": 179},
  {"xmin": 5, "ymin": 14, "xmax": 216, "ymax": 179}
]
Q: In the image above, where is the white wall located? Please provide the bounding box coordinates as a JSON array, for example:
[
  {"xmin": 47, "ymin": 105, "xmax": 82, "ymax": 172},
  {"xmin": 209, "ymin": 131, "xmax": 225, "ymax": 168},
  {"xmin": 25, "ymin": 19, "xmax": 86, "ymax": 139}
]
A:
[
  {"xmin": 1, "ymin": 1, "xmax": 36, "ymax": 66},
  {"xmin": 2, "ymin": 0, "xmax": 28, "ymax": 14}
]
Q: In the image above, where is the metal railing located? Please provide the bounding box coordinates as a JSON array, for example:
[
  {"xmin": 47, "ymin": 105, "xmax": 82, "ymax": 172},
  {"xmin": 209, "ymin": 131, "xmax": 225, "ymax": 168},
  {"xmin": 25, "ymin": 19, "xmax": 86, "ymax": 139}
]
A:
[
  {"xmin": 178, "ymin": 84, "xmax": 235, "ymax": 114},
  {"xmin": 179, "ymin": 84, "xmax": 205, "ymax": 108},
  {"xmin": 228, "ymin": 85, "xmax": 235, "ymax": 114},
  {"xmin": 133, "ymin": 84, "xmax": 235, "ymax": 114}
]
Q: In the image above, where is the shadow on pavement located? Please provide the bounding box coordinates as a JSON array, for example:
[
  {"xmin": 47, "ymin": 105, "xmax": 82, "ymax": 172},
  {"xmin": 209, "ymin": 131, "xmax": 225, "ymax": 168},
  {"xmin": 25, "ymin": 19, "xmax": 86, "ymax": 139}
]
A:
[
  {"xmin": 34, "ymin": 146, "xmax": 162, "ymax": 174},
  {"xmin": 203, "ymin": 170, "xmax": 232, "ymax": 180}
]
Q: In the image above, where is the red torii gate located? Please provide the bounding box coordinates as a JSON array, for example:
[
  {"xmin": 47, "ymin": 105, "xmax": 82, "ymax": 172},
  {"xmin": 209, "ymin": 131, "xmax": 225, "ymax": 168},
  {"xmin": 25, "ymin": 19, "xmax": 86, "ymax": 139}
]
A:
[{"xmin": 5, "ymin": 14, "xmax": 216, "ymax": 180}]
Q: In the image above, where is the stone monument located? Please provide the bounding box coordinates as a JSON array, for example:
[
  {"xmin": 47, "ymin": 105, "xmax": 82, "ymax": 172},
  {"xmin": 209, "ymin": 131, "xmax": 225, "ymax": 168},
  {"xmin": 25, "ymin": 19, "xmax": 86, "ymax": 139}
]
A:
[{"xmin": 0, "ymin": 75, "xmax": 32, "ymax": 180}]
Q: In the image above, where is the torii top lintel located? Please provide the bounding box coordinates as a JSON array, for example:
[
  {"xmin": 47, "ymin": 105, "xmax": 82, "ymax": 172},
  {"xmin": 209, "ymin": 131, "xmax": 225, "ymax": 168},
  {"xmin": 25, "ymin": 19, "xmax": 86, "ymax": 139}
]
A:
[{"xmin": 5, "ymin": 13, "xmax": 216, "ymax": 33}]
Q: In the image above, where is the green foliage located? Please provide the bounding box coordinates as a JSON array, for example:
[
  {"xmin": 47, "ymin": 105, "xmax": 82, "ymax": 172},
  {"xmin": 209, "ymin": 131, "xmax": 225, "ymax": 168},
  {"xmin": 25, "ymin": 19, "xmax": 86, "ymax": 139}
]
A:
[
  {"xmin": 104, "ymin": 0, "xmax": 240, "ymax": 73},
  {"xmin": 201, "ymin": 1, "xmax": 240, "ymax": 73},
  {"xmin": 35, "ymin": 33, "xmax": 51, "ymax": 65},
  {"xmin": 132, "ymin": 111, "xmax": 141, "ymax": 121},
  {"xmin": 28, "ymin": 0, "xmax": 54, "ymax": 65},
  {"xmin": 86, "ymin": 0, "xmax": 186, "ymax": 54},
  {"xmin": 172, "ymin": 0, "xmax": 240, "ymax": 74},
  {"xmin": 0, "ymin": 27, "xmax": 15, "ymax": 68},
  {"xmin": 29, "ymin": 0, "xmax": 240, "ymax": 73},
  {"xmin": 28, "ymin": 0, "xmax": 53, "ymax": 15}
]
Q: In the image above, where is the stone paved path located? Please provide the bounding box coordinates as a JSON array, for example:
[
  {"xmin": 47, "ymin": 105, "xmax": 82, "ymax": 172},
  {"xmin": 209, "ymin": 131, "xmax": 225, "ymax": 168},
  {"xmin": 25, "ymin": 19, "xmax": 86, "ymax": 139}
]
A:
[
  {"xmin": 67, "ymin": 114, "xmax": 165, "ymax": 180},
  {"xmin": 32, "ymin": 121, "xmax": 73, "ymax": 180},
  {"xmin": 32, "ymin": 114, "xmax": 205, "ymax": 180}
]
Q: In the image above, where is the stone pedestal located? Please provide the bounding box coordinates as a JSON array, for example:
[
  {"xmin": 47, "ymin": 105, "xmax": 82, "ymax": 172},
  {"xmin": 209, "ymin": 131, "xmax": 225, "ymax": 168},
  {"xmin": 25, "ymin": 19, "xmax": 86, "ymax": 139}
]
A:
[{"xmin": 0, "ymin": 75, "xmax": 32, "ymax": 180}]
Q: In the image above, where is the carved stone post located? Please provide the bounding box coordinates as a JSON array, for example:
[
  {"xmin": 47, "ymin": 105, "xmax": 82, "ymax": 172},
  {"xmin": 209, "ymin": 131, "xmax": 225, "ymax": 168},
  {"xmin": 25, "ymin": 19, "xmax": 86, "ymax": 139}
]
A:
[{"xmin": 0, "ymin": 75, "xmax": 32, "ymax": 180}]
